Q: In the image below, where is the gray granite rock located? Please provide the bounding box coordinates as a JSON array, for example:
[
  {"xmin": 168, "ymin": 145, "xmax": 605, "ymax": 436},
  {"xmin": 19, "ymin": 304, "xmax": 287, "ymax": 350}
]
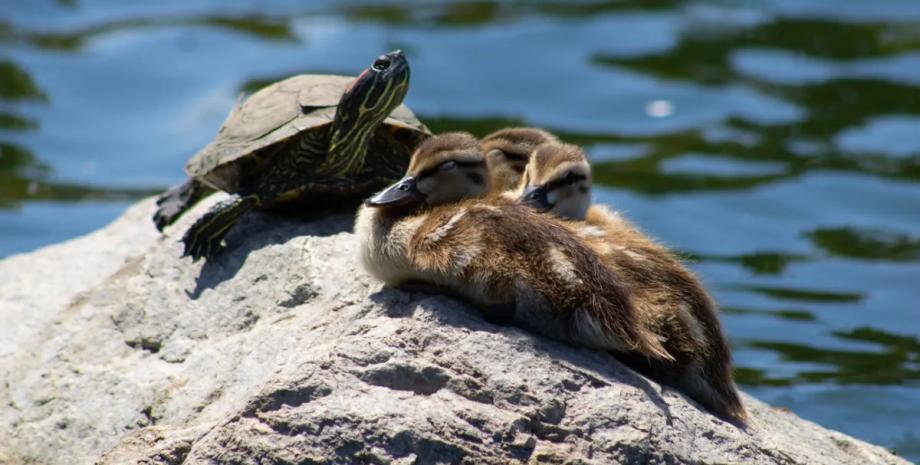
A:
[{"xmin": 0, "ymin": 195, "xmax": 909, "ymax": 465}]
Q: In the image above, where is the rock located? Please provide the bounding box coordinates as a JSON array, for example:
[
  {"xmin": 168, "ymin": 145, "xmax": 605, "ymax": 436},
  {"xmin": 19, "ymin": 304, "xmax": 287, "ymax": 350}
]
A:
[{"xmin": 0, "ymin": 195, "xmax": 909, "ymax": 465}]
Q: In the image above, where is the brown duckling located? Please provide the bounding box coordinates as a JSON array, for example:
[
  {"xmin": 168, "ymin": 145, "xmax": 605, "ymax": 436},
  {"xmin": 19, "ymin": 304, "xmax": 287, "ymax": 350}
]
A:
[
  {"xmin": 501, "ymin": 137, "xmax": 746, "ymax": 424},
  {"xmin": 355, "ymin": 132, "xmax": 672, "ymax": 362},
  {"xmin": 480, "ymin": 127, "xmax": 558, "ymax": 194}
]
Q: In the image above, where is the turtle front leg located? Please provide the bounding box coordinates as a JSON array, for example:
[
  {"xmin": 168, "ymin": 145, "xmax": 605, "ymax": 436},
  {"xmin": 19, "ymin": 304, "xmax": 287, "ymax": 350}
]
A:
[
  {"xmin": 153, "ymin": 178, "xmax": 214, "ymax": 231},
  {"xmin": 181, "ymin": 194, "xmax": 260, "ymax": 261}
]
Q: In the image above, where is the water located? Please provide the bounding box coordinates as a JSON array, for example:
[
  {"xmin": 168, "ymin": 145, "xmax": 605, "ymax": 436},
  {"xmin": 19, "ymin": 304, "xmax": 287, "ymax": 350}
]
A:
[{"xmin": 2, "ymin": 0, "xmax": 919, "ymax": 458}]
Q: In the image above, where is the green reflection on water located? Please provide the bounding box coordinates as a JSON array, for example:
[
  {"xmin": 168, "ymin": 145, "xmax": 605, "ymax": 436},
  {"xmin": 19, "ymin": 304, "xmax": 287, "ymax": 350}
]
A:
[
  {"xmin": 0, "ymin": 111, "xmax": 37, "ymax": 131},
  {"xmin": 592, "ymin": 14, "xmax": 920, "ymax": 192},
  {"xmin": 592, "ymin": 166, "xmax": 788, "ymax": 195},
  {"xmin": 746, "ymin": 328, "xmax": 920, "ymax": 385},
  {"xmin": 0, "ymin": 141, "xmax": 47, "ymax": 174},
  {"xmin": 722, "ymin": 306, "xmax": 817, "ymax": 322},
  {"xmin": 530, "ymin": 0, "xmax": 681, "ymax": 17},
  {"xmin": 732, "ymin": 367, "xmax": 792, "ymax": 387},
  {"xmin": 806, "ymin": 227, "xmax": 920, "ymax": 262},
  {"xmin": 737, "ymin": 326, "xmax": 920, "ymax": 386},
  {"xmin": 199, "ymin": 17, "xmax": 296, "ymax": 42},
  {"xmin": 0, "ymin": 35, "xmax": 251, "ymax": 212},
  {"xmin": 594, "ymin": 19, "xmax": 920, "ymax": 85},
  {"xmin": 422, "ymin": 115, "xmax": 528, "ymax": 137},
  {"xmin": 0, "ymin": 60, "xmax": 46, "ymax": 101},
  {"xmin": 771, "ymin": 79, "xmax": 920, "ymax": 140},
  {"xmin": 344, "ymin": 2, "xmax": 501, "ymax": 26},
  {"xmin": 0, "ymin": 142, "xmax": 156, "ymax": 209},
  {"xmin": 2, "ymin": 15, "xmax": 297, "ymax": 52},
  {"xmin": 343, "ymin": 0, "xmax": 682, "ymax": 27},
  {"xmin": 836, "ymin": 327, "xmax": 920, "ymax": 354},
  {"xmin": 690, "ymin": 251, "xmax": 810, "ymax": 275},
  {"xmin": 730, "ymin": 284, "xmax": 863, "ymax": 303},
  {"xmin": 239, "ymin": 69, "xmax": 351, "ymax": 95}
]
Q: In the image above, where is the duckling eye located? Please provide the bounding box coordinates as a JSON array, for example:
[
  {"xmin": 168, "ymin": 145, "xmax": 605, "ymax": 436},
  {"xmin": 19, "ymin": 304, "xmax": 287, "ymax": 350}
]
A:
[
  {"xmin": 564, "ymin": 171, "xmax": 577, "ymax": 185},
  {"xmin": 503, "ymin": 151, "xmax": 528, "ymax": 162},
  {"xmin": 372, "ymin": 56, "xmax": 391, "ymax": 71},
  {"xmin": 438, "ymin": 161, "xmax": 457, "ymax": 171}
]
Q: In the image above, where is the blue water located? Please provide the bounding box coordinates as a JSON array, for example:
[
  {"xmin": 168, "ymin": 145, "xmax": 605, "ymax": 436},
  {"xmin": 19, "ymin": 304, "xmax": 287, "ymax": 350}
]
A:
[{"xmin": 2, "ymin": 0, "xmax": 919, "ymax": 459}]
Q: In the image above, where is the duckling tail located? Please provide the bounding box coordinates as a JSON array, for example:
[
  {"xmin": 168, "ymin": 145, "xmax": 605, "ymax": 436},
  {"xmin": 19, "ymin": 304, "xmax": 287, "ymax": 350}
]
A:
[
  {"xmin": 681, "ymin": 358, "xmax": 748, "ymax": 426},
  {"xmin": 618, "ymin": 353, "xmax": 748, "ymax": 426},
  {"xmin": 719, "ymin": 392, "xmax": 749, "ymax": 426}
]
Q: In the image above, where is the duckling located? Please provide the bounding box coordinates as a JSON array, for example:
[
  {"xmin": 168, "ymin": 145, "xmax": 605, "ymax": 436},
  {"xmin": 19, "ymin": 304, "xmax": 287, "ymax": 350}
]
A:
[
  {"xmin": 355, "ymin": 132, "xmax": 673, "ymax": 363},
  {"xmin": 503, "ymin": 138, "xmax": 747, "ymax": 424},
  {"xmin": 480, "ymin": 127, "xmax": 558, "ymax": 194}
]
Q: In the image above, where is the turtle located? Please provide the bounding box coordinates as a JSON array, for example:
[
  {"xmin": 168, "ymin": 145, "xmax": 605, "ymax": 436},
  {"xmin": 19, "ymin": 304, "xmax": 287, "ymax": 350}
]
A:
[{"xmin": 152, "ymin": 50, "xmax": 431, "ymax": 260}]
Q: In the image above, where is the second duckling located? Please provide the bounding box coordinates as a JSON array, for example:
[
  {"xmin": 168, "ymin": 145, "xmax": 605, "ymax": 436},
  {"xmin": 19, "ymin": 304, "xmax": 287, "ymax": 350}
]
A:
[
  {"xmin": 480, "ymin": 127, "xmax": 558, "ymax": 194},
  {"xmin": 355, "ymin": 132, "xmax": 673, "ymax": 362},
  {"xmin": 492, "ymin": 131, "xmax": 747, "ymax": 425}
]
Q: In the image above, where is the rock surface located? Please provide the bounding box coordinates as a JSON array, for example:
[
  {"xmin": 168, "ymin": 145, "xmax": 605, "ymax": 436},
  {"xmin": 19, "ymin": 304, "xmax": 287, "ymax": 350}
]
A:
[{"xmin": 0, "ymin": 195, "xmax": 910, "ymax": 465}]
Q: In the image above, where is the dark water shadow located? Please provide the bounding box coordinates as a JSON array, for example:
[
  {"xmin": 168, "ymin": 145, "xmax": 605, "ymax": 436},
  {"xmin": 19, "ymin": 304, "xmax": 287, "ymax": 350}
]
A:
[
  {"xmin": 0, "ymin": 141, "xmax": 157, "ymax": 209},
  {"xmin": 733, "ymin": 366, "xmax": 793, "ymax": 388},
  {"xmin": 3, "ymin": 14, "xmax": 297, "ymax": 52},
  {"xmin": 0, "ymin": 110, "xmax": 37, "ymax": 130},
  {"xmin": 0, "ymin": 59, "xmax": 46, "ymax": 101},
  {"xmin": 722, "ymin": 306, "xmax": 817, "ymax": 323},
  {"xmin": 745, "ymin": 327, "xmax": 920, "ymax": 386},
  {"xmin": 239, "ymin": 68, "xmax": 352, "ymax": 94},
  {"xmin": 0, "ymin": 59, "xmax": 158, "ymax": 209},
  {"xmin": 367, "ymin": 287, "xmax": 677, "ymax": 426},
  {"xmin": 805, "ymin": 226, "xmax": 920, "ymax": 262},
  {"xmin": 727, "ymin": 283, "xmax": 864, "ymax": 303},
  {"xmin": 186, "ymin": 209, "xmax": 353, "ymax": 299},
  {"xmin": 736, "ymin": 326, "xmax": 920, "ymax": 387},
  {"xmin": 686, "ymin": 250, "xmax": 811, "ymax": 275},
  {"xmin": 342, "ymin": 0, "xmax": 683, "ymax": 28}
]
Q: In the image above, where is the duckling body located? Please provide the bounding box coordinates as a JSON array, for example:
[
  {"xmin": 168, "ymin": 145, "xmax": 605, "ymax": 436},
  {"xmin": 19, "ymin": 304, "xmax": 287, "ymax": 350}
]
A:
[
  {"xmin": 499, "ymin": 135, "xmax": 746, "ymax": 424},
  {"xmin": 356, "ymin": 133, "xmax": 672, "ymax": 361},
  {"xmin": 580, "ymin": 206, "xmax": 745, "ymax": 424}
]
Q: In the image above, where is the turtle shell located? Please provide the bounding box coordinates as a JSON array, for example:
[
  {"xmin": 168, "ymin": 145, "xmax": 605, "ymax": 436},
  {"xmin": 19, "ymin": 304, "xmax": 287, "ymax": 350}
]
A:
[{"xmin": 185, "ymin": 74, "xmax": 429, "ymax": 193}]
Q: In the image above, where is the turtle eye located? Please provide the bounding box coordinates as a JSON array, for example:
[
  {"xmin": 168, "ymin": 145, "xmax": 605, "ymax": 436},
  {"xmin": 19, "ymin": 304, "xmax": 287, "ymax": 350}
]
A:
[
  {"xmin": 372, "ymin": 56, "xmax": 391, "ymax": 71},
  {"xmin": 439, "ymin": 161, "xmax": 457, "ymax": 172}
]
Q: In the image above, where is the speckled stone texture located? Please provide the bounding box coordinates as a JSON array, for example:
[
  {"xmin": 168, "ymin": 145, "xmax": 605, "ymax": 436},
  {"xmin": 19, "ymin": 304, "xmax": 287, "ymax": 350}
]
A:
[{"xmin": 0, "ymin": 195, "xmax": 909, "ymax": 465}]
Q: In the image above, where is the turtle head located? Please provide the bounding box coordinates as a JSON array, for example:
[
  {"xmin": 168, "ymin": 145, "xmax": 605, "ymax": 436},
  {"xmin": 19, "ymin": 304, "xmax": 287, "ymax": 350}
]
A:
[
  {"xmin": 366, "ymin": 132, "xmax": 487, "ymax": 211},
  {"xmin": 518, "ymin": 142, "xmax": 592, "ymax": 220},
  {"xmin": 480, "ymin": 127, "xmax": 558, "ymax": 194},
  {"xmin": 340, "ymin": 50, "xmax": 410, "ymax": 118},
  {"xmin": 324, "ymin": 50, "xmax": 411, "ymax": 176}
]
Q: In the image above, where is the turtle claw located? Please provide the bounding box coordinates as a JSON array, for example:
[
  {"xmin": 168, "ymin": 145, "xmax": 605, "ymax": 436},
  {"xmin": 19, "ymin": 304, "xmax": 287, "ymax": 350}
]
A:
[
  {"xmin": 154, "ymin": 203, "xmax": 183, "ymax": 231},
  {"xmin": 180, "ymin": 234, "xmax": 223, "ymax": 262},
  {"xmin": 153, "ymin": 178, "xmax": 213, "ymax": 231},
  {"xmin": 178, "ymin": 194, "xmax": 259, "ymax": 261},
  {"xmin": 181, "ymin": 222, "xmax": 226, "ymax": 261}
]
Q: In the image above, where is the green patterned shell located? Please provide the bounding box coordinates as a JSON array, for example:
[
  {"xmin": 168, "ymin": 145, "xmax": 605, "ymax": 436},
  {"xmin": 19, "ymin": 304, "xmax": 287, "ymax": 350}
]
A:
[{"xmin": 184, "ymin": 74, "xmax": 429, "ymax": 192}]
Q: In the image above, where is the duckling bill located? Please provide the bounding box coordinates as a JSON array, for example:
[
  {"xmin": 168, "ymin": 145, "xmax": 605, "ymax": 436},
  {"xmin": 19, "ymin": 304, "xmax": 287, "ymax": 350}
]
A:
[{"xmin": 356, "ymin": 132, "xmax": 673, "ymax": 362}]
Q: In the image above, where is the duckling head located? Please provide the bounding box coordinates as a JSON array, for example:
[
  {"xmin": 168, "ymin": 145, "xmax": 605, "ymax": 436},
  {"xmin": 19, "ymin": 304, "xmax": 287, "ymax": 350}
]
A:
[
  {"xmin": 366, "ymin": 132, "xmax": 488, "ymax": 210},
  {"xmin": 480, "ymin": 127, "xmax": 558, "ymax": 193},
  {"xmin": 519, "ymin": 142, "xmax": 592, "ymax": 220}
]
